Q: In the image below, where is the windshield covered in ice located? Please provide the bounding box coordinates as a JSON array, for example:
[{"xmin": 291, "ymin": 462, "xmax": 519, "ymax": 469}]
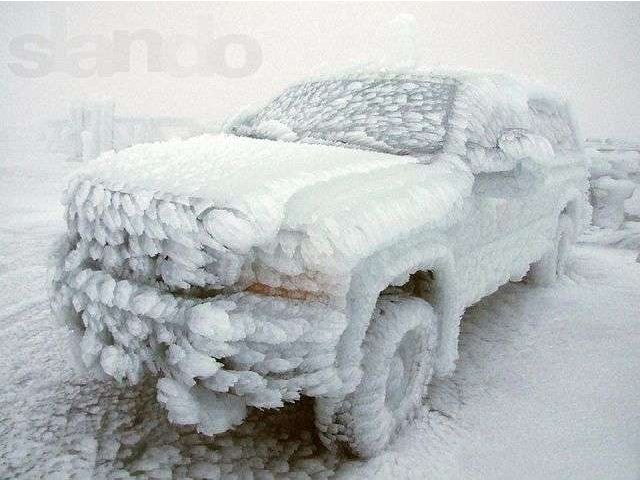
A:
[{"xmin": 230, "ymin": 77, "xmax": 457, "ymax": 156}]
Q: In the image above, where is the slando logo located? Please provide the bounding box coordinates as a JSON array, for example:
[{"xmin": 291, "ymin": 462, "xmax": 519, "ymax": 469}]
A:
[{"xmin": 8, "ymin": 11, "xmax": 263, "ymax": 79}]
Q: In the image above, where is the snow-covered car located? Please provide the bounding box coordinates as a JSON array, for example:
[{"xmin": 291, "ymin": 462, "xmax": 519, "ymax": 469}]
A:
[{"xmin": 50, "ymin": 69, "xmax": 589, "ymax": 458}]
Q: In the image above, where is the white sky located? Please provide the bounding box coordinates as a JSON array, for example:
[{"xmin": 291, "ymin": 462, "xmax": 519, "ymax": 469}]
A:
[{"xmin": 1, "ymin": 2, "xmax": 639, "ymax": 139}]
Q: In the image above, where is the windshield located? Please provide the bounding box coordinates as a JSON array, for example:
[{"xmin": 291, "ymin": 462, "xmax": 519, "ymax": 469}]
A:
[{"xmin": 231, "ymin": 77, "xmax": 457, "ymax": 156}]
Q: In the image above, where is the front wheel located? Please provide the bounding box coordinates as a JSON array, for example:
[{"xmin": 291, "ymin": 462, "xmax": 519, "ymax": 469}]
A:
[{"xmin": 335, "ymin": 295, "xmax": 437, "ymax": 458}]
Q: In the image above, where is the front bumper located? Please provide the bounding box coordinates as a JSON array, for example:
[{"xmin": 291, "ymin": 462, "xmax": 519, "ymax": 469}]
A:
[{"xmin": 49, "ymin": 234, "xmax": 347, "ymax": 435}]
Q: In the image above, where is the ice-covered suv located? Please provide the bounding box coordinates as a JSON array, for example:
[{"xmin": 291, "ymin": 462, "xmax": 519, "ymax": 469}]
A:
[{"xmin": 50, "ymin": 69, "xmax": 589, "ymax": 458}]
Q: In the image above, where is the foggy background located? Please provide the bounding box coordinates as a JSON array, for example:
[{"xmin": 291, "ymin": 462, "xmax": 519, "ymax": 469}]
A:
[{"xmin": 1, "ymin": 2, "xmax": 639, "ymax": 140}]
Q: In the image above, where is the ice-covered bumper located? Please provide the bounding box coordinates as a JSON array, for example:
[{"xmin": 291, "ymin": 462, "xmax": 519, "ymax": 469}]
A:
[{"xmin": 49, "ymin": 235, "xmax": 347, "ymax": 435}]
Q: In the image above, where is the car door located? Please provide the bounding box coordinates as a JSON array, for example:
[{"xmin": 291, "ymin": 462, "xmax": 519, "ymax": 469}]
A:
[{"xmin": 454, "ymin": 129, "xmax": 558, "ymax": 307}]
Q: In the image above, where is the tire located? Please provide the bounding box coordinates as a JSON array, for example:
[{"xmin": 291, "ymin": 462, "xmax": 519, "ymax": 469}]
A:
[
  {"xmin": 528, "ymin": 213, "xmax": 574, "ymax": 285},
  {"xmin": 334, "ymin": 295, "xmax": 437, "ymax": 458}
]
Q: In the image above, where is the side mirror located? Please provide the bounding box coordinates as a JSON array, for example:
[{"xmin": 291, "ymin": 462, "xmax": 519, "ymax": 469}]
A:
[
  {"xmin": 467, "ymin": 130, "xmax": 554, "ymax": 174},
  {"xmin": 472, "ymin": 130, "xmax": 554, "ymax": 198},
  {"xmin": 498, "ymin": 129, "xmax": 554, "ymax": 166}
]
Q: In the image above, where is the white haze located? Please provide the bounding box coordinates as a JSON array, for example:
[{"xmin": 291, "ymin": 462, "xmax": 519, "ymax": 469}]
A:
[{"xmin": 1, "ymin": 2, "xmax": 639, "ymax": 139}]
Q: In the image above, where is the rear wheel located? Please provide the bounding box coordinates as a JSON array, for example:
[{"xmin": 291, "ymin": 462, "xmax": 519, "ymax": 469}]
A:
[
  {"xmin": 528, "ymin": 213, "xmax": 574, "ymax": 285},
  {"xmin": 333, "ymin": 295, "xmax": 437, "ymax": 458}
]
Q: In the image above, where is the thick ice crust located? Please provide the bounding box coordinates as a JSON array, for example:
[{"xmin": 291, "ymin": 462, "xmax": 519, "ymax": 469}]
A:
[
  {"xmin": 48, "ymin": 180, "xmax": 349, "ymax": 435},
  {"xmin": 49, "ymin": 68, "xmax": 589, "ymax": 440},
  {"xmin": 63, "ymin": 69, "xmax": 582, "ymax": 288}
]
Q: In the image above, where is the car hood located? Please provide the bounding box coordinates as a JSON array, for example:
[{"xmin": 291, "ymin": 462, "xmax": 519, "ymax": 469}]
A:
[{"xmin": 71, "ymin": 134, "xmax": 473, "ymax": 277}]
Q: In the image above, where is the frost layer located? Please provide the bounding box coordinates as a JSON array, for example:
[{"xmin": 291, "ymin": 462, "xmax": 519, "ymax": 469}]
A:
[
  {"xmin": 50, "ymin": 68, "xmax": 589, "ymax": 439},
  {"xmin": 48, "ymin": 179, "xmax": 349, "ymax": 435}
]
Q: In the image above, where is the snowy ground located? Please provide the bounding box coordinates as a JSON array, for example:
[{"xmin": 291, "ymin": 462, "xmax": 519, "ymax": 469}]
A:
[{"xmin": 1, "ymin": 138, "xmax": 639, "ymax": 479}]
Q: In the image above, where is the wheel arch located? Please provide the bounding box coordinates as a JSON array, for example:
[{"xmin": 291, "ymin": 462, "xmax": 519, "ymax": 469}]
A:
[{"xmin": 333, "ymin": 237, "xmax": 462, "ymax": 396}]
